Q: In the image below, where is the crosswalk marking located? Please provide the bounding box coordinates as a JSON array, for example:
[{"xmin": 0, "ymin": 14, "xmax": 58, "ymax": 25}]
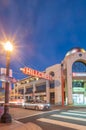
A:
[
  {"xmin": 61, "ymin": 112, "xmax": 86, "ymax": 117},
  {"xmin": 51, "ymin": 114, "xmax": 86, "ymax": 121},
  {"xmin": 37, "ymin": 118, "xmax": 86, "ymax": 130},
  {"xmin": 68, "ymin": 110, "xmax": 86, "ymax": 114}
]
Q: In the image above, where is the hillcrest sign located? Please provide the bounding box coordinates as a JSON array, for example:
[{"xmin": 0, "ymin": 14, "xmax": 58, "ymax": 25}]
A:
[{"xmin": 20, "ymin": 67, "xmax": 53, "ymax": 81}]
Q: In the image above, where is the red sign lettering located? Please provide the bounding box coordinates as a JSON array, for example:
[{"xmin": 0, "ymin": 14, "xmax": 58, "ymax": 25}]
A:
[{"xmin": 20, "ymin": 67, "xmax": 52, "ymax": 80}]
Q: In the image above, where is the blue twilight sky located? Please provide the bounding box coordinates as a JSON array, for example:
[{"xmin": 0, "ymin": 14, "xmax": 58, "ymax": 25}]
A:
[{"xmin": 0, "ymin": 0, "xmax": 86, "ymax": 80}]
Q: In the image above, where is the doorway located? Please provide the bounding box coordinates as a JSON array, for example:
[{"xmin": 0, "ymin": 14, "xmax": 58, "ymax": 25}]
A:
[
  {"xmin": 72, "ymin": 94, "xmax": 84, "ymax": 104},
  {"xmin": 50, "ymin": 92, "xmax": 55, "ymax": 104}
]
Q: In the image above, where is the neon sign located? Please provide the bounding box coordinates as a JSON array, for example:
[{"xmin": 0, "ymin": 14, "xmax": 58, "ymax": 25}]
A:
[{"xmin": 20, "ymin": 67, "xmax": 53, "ymax": 80}]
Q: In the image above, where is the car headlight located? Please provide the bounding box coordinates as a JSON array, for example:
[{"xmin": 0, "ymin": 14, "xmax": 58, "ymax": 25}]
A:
[
  {"xmin": 40, "ymin": 104, "xmax": 44, "ymax": 107},
  {"xmin": 39, "ymin": 105, "xmax": 44, "ymax": 109},
  {"xmin": 22, "ymin": 103, "xmax": 25, "ymax": 106}
]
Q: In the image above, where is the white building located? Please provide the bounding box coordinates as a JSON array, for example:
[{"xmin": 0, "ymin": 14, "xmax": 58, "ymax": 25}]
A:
[{"xmin": 13, "ymin": 47, "xmax": 86, "ymax": 105}]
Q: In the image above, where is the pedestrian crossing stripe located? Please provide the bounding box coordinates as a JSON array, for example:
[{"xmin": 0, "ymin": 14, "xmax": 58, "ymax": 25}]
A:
[
  {"xmin": 68, "ymin": 110, "xmax": 86, "ymax": 114},
  {"xmin": 37, "ymin": 118, "xmax": 86, "ymax": 130},
  {"xmin": 61, "ymin": 112, "xmax": 86, "ymax": 117},
  {"xmin": 51, "ymin": 114, "xmax": 86, "ymax": 121}
]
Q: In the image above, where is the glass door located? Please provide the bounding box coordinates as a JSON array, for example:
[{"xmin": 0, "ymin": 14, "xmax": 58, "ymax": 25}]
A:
[{"xmin": 72, "ymin": 94, "xmax": 84, "ymax": 104}]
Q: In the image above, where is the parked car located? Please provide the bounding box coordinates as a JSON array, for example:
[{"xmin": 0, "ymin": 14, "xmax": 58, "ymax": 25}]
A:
[{"xmin": 22, "ymin": 99, "xmax": 51, "ymax": 110}]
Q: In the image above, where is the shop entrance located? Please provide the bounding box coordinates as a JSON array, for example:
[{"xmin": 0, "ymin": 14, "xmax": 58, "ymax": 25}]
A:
[
  {"xmin": 72, "ymin": 94, "xmax": 84, "ymax": 104},
  {"xmin": 50, "ymin": 92, "xmax": 55, "ymax": 104},
  {"xmin": 72, "ymin": 61, "xmax": 86, "ymax": 105},
  {"xmin": 72, "ymin": 80, "xmax": 86, "ymax": 105}
]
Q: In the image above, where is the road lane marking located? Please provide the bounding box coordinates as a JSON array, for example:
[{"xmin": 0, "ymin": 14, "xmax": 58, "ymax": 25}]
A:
[
  {"xmin": 37, "ymin": 118, "xmax": 86, "ymax": 130},
  {"xmin": 61, "ymin": 112, "xmax": 86, "ymax": 117},
  {"xmin": 51, "ymin": 114, "xmax": 86, "ymax": 121}
]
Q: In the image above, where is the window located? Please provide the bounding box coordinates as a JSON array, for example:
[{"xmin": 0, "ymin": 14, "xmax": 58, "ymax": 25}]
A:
[
  {"xmin": 18, "ymin": 89, "xmax": 24, "ymax": 94},
  {"xmin": 50, "ymin": 81, "xmax": 54, "ymax": 88},
  {"xmin": 72, "ymin": 61, "xmax": 86, "ymax": 72},
  {"xmin": 50, "ymin": 71, "xmax": 55, "ymax": 77},
  {"xmin": 72, "ymin": 81, "xmax": 84, "ymax": 88},
  {"xmin": 36, "ymin": 84, "xmax": 46, "ymax": 92},
  {"xmin": 26, "ymin": 87, "xmax": 33, "ymax": 94}
]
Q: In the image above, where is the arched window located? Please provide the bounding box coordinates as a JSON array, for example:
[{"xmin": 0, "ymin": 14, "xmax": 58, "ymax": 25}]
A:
[{"xmin": 72, "ymin": 61, "xmax": 86, "ymax": 72}]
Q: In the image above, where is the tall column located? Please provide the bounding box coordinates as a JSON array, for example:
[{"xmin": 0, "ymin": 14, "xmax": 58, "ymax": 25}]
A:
[
  {"xmin": 55, "ymin": 80, "xmax": 62, "ymax": 104},
  {"xmin": 23, "ymin": 86, "xmax": 26, "ymax": 101},
  {"xmin": 67, "ymin": 62, "xmax": 73, "ymax": 105},
  {"xmin": 46, "ymin": 80, "xmax": 50, "ymax": 103},
  {"xmin": 17, "ymin": 85, "xmax": 18, "ymax": 99},
  {"xmin": 33, "ymin": 83, "xmax": 36, "ymax": 100}
]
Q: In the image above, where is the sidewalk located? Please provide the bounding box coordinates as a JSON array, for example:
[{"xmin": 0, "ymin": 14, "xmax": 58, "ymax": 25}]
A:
[{"xmin": 0, "ymin": 120, "xmax": 42, "ymax": 130}]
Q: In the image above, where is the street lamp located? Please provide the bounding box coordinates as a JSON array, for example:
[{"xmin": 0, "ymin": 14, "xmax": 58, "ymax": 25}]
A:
[{"xmin": 1, "ymin": 41, "xmax": 13, "ymax": 123}]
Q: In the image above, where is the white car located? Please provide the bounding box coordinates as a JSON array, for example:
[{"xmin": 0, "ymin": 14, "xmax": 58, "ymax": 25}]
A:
[{"xmin": 22, "ymin": 100, "xmax": 51, "ymax": 110}]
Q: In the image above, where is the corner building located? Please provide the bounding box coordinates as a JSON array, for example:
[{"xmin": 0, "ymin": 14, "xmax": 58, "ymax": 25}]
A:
[{"xmin": 14, "ymin": 47, "xmax": 86, "ymax": 106}]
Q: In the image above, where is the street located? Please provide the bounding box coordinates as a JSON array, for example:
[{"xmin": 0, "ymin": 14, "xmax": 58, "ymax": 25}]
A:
[
  {"xmin": 10, "ymin": 107, "xmax": 86, "ymax": 130},
  {"xmin": 0, "ymin": 106, "xmax": 86, "ymax": 130},
  {"xmin": 17, "ymin": 108, "xmax": 86, "ymax": 130}
]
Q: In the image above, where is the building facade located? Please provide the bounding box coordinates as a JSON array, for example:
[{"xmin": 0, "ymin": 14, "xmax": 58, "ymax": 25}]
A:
[{"xmin": 13, "ymin": 48, "xmax": 86, "ymax": 105}]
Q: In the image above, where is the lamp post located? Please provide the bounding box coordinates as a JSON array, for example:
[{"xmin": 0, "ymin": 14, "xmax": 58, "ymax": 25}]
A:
[{"xmin": 1, "ymin": 41, "xmax": 13, "ymax": 123}]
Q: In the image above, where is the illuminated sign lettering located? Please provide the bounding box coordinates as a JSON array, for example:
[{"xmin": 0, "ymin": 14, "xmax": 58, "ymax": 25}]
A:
[{"xmin": 20, "ymin": 67, "xmax": 52, "ymax": 80}]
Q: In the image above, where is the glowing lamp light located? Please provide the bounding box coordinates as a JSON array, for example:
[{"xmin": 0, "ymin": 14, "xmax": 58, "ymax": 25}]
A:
[{"xmin": 4, "ymin": 41, "xmax": 13, "ymax": 51}]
